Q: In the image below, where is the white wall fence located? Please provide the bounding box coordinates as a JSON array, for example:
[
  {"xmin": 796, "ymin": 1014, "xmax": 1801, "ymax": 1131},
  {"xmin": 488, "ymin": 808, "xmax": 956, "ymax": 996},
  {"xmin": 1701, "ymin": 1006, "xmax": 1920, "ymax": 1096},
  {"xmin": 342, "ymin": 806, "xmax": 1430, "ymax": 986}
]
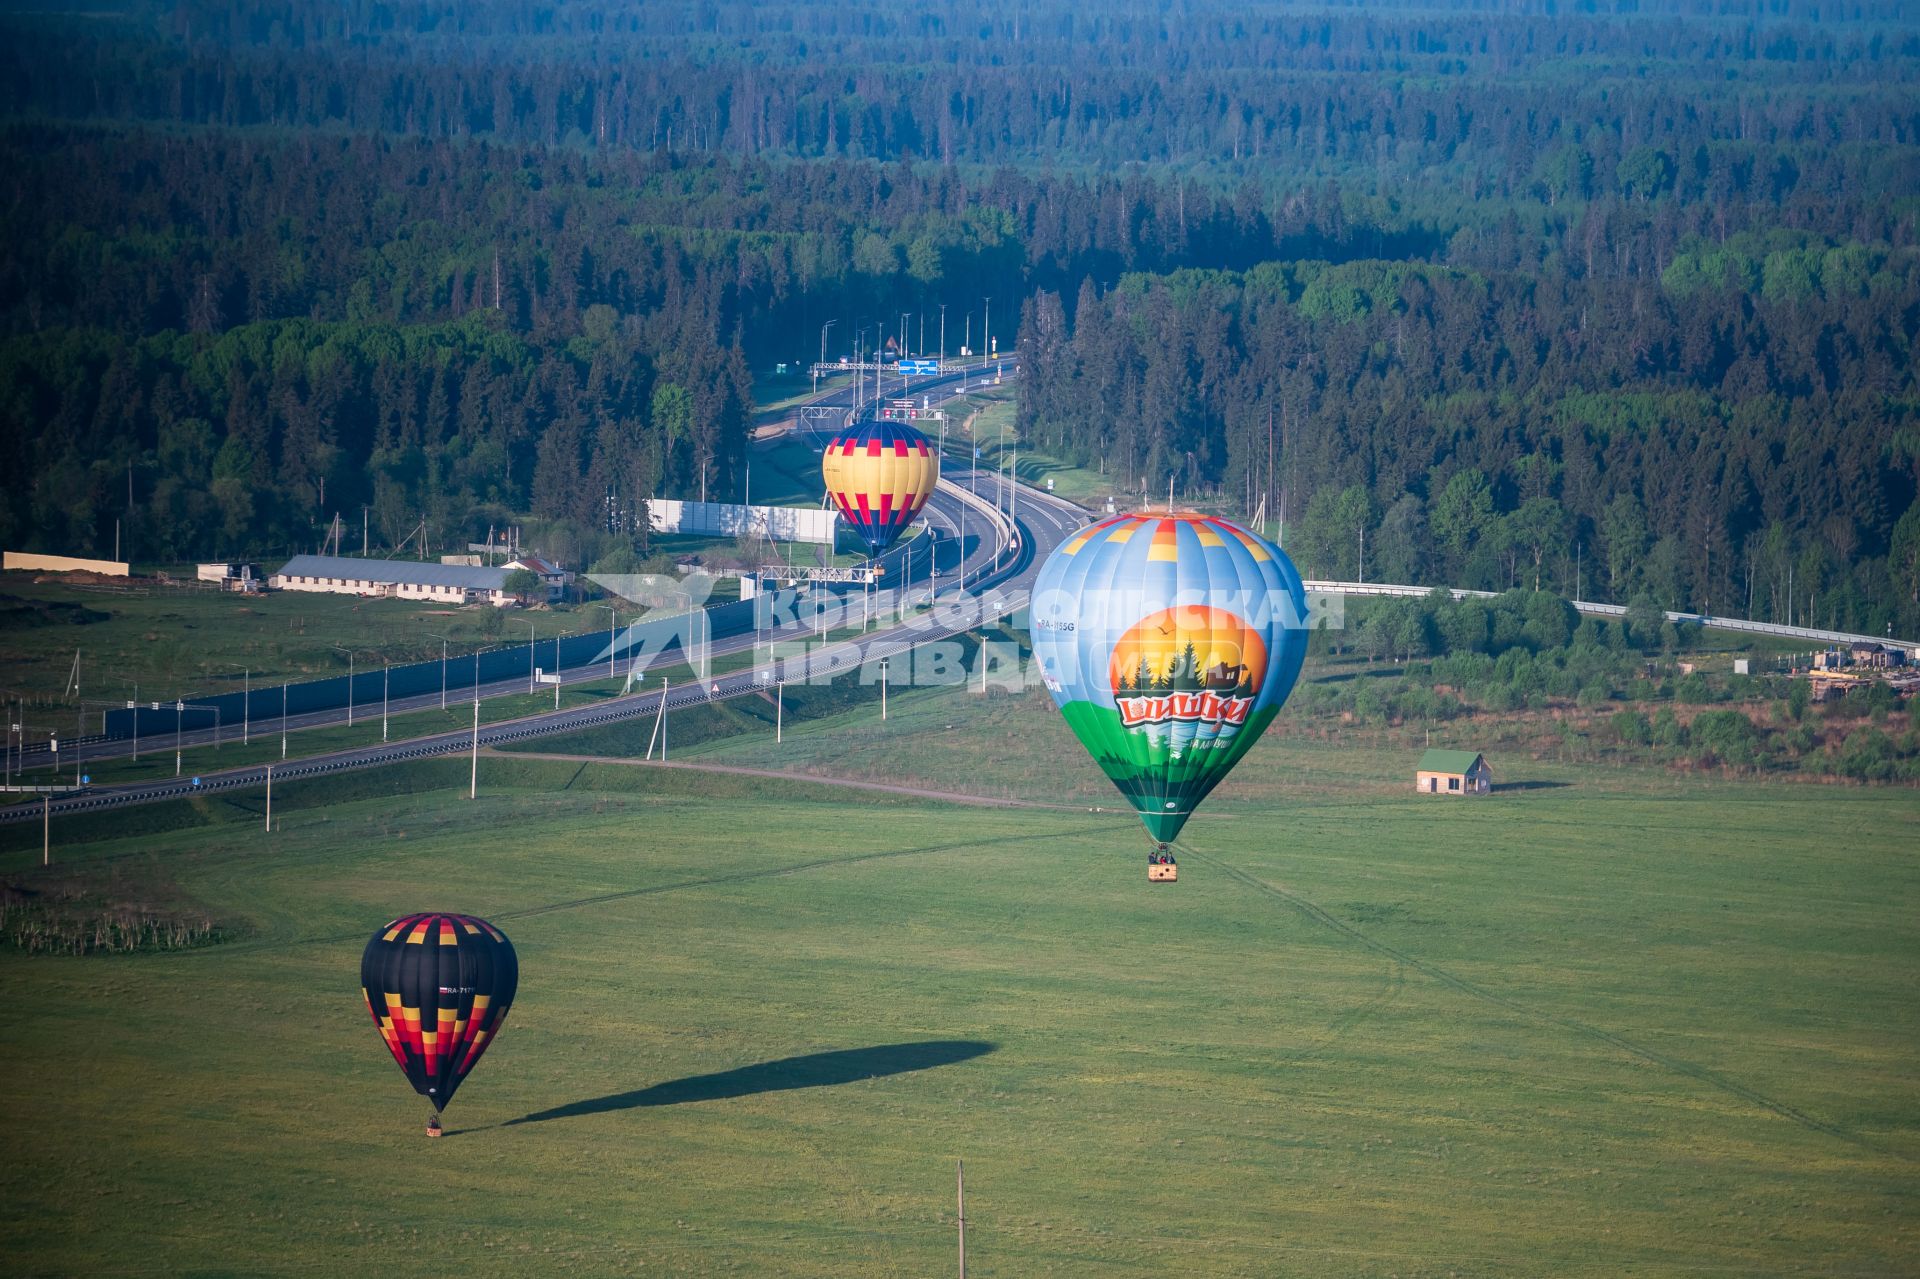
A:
[
  {"xmin": 1303, "ymin": 579, "xmax": 1918, "ymax": 654},
  {"xmin": 4, "ymin": 552, "xmax": 130, "ymax": 576},
  {"xmin": 648, "ymin": 499, "xmax": 838, "ymax": 545}
]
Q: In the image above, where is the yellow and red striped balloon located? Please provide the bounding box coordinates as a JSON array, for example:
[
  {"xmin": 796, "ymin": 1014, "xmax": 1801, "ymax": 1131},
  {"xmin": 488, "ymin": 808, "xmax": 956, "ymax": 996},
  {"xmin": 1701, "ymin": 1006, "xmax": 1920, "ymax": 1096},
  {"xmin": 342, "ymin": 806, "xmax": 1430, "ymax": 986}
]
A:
[{"xmin": 821, "ymin": 421, "xmax": 939, "ymax": 555}]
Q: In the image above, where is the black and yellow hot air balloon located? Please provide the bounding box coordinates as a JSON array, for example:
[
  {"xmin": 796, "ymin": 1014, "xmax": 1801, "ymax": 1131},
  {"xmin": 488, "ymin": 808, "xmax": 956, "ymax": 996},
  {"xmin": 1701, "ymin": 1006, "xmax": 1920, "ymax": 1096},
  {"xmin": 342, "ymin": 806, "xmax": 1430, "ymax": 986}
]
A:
[
  {"xmin": 821, "ymin": 420, "xmax": 939, "ymax": 556},
  {"xmin": 361, "ymin": 912, "xmax": 518, "ymax": 1135}
]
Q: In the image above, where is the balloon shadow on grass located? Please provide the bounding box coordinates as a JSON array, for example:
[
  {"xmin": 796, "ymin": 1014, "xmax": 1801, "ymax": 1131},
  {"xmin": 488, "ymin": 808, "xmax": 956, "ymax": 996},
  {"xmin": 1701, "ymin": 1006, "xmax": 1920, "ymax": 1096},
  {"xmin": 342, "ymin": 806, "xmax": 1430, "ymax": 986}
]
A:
[{"xmin": 503, "ymin": 1040, "xmax": 997, "ymax": 1126}]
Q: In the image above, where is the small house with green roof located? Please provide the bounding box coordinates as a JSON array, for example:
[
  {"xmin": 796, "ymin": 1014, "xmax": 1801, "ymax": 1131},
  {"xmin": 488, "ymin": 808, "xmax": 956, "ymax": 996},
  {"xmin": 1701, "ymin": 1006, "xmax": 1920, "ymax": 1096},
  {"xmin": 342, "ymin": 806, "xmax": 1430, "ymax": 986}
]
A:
[{"xmin": 1416, "ymin": 749, "xmax": 1492, "ymax": 795}]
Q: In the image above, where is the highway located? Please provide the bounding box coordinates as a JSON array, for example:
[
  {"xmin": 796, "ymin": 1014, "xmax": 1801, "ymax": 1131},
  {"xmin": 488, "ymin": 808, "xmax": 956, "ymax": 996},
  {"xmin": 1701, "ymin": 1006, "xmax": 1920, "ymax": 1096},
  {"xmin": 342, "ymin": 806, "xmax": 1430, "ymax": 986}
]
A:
[{"xmin": 1, "ymin": 354, "xmax": 1098, "ymax": 826}]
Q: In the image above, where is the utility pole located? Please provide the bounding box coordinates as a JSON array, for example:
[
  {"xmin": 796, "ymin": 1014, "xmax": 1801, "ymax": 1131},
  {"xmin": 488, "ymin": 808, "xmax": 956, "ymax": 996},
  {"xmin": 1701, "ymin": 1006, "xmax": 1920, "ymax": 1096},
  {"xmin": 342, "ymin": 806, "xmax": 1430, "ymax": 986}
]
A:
[
  {"xmin": 957, "ymin": 1160, "xmax": 967, "ymax": 1279},
  {"xmin": 469, "ymin": 697, "xmax": 479, "ymax": 799},
  {"xmin": 646, "ymin": 678, "xmax": 669, "ymax": 761},
  {"xmin": 938, "ymin": 303, "xmax": 947, "ymax": 369}
]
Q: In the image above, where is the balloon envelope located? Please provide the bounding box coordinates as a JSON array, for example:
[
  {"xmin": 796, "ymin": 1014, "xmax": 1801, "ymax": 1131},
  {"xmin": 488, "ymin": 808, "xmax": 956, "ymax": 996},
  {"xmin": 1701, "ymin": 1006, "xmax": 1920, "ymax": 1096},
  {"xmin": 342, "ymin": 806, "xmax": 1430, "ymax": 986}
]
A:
[
  {"xmin": 1030, "ymin": 513, "xmax": 1308, "ymax": 844},
  {"xmin": 821, "ymin": 421, "xmax": 939, "ymax": 556},
  {"xmin": 361, "ymin": 912, "xmax": 518, "ymax": 1112}
]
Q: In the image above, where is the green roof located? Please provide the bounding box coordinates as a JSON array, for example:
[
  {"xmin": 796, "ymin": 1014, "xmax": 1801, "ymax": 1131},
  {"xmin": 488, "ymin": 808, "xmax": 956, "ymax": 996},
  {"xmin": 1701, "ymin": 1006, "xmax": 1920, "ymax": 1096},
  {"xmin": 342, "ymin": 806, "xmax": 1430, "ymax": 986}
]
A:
[{"xmin": 1418, "ymin": 749, "xmax": 1487, "ymax": 774}]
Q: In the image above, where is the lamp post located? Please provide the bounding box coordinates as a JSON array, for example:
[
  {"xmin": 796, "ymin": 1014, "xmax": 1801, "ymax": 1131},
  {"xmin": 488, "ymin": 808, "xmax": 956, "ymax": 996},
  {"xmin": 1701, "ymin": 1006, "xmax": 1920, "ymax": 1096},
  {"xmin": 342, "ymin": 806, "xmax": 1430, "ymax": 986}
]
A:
[
  {"xmin": 591, "ymin": 604, "xmax": 619, "ymax": 679},
  {"xmin": 280, "ymin": 682, "xmax": 287, "ymax": 759},
  {"xmin": 122, "ymin": 679, "xmax": 139, "ymax": 761},
  {"xmin": 425, "ymin": 633, "xmax": 454, "ymax": 710},
  {"xmin": 938, "ymin": 303, "xmax": 946, "ymax": 369},
  {"xmin": 853, "ymin": 325, "xmax": 868, "ymax": 415},
  {"xmin": 523, "ymin": 620, "xmax": 536, "ymax": 693},
  {"xmin": 382, "ymin": 661, "xmax": 390, "ymax": 741},
  {"xmin": 330, "ymin": 646, "xmax": 356, "ymax": 726},
  {"xmin": 218, "ymin": 664, "xmax": 249, "ymax": 745},
  {"xmin": 880, "ymin": 656, "xmax": 889, "ymax": 720}
]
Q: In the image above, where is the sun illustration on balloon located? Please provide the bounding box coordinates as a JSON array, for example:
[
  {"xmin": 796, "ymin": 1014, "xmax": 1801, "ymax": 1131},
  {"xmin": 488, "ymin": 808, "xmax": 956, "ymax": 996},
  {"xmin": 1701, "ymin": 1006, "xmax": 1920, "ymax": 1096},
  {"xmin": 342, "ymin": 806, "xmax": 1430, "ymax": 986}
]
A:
[{"xmin": 1108, "ymin": 607, "xmax": 1268, "ymax": 755}]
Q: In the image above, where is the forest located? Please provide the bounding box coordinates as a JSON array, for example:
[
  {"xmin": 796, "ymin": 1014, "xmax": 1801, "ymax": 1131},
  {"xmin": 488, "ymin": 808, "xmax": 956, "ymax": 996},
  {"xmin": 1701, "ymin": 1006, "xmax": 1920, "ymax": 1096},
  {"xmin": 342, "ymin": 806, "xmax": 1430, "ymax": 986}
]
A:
[{"xmin": 1, "ymin": 0, "xmax": 1916, "ymax": 633}]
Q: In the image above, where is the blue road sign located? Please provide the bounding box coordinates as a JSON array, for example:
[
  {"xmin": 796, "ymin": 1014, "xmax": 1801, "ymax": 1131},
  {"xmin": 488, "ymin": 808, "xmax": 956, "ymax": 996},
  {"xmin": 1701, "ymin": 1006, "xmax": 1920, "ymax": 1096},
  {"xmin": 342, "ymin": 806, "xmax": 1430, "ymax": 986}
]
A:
[{"xmin": 897, "ymin": 358, "xmax": 939, "ymax": 376}]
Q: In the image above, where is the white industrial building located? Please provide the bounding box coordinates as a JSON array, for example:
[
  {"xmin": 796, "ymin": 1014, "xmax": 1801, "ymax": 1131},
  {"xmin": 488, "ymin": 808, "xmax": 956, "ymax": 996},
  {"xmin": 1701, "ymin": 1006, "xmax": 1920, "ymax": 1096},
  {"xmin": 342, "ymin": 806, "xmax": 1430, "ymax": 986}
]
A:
[{"xmin": 270, "ymin": 554, "xmax": 540, "ymax": 605}]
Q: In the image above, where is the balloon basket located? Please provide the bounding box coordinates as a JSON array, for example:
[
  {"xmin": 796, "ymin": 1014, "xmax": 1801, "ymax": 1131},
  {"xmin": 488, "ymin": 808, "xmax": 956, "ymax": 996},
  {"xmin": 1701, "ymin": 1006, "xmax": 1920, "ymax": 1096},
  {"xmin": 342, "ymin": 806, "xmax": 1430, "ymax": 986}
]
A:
[
  {"xmin": 426, "ymin": 1115, "xmax": 443, "ymax": 1138},
  {"xmin": 1147, "ymin": 846, "xmax": 1177, "ymax": 882}
]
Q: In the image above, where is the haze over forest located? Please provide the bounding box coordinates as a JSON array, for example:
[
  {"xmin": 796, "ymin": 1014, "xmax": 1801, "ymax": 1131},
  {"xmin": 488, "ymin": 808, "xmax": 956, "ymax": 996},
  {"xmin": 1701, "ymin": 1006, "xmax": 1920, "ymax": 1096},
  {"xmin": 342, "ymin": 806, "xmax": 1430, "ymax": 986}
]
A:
[{"xmin": 2, "ymin": 0, "xmax": 1917, "ymax": 635}]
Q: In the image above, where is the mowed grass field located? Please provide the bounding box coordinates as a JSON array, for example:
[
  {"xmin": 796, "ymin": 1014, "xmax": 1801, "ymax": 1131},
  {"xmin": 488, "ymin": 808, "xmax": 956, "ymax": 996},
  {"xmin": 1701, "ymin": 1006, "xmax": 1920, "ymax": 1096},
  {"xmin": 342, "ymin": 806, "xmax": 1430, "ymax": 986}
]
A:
[{"xmin": 1, "ymin": 684, "xmax": 1916, "ymax": 1275}]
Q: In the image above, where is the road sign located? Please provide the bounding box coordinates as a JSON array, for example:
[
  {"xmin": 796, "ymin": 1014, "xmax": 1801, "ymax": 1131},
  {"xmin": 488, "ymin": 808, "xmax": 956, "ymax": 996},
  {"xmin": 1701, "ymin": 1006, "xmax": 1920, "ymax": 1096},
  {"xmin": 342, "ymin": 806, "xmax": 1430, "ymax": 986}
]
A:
[
  {"xmin": 535, "ymin": 673, "xmax": 564, "ymax": 685},
  {"xmin": 897, "ymin": 358, "xmax": 938, "ymax": 376}
]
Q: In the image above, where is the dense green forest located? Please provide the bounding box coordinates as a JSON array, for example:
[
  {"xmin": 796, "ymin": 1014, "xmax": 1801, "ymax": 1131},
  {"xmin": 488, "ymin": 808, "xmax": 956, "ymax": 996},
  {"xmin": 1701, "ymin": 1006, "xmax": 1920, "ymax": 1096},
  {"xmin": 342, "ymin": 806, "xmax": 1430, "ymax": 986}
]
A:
[{"xmin": 1, "ymin": 0, "xmax": 1916, "ymax": 633}]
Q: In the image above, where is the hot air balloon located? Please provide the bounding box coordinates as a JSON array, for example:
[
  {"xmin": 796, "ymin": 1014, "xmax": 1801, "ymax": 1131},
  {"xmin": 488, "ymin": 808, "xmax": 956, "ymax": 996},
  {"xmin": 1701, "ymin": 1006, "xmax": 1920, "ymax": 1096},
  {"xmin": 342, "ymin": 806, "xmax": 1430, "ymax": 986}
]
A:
[
  {"xmin": 821, "ymin": 420, "xmax": 939, "ymax": 557},
  {"xmin": 361, "ymin": 912, "xmax": 518, "ymax": 1135},
  {"xmin": 1029, "ymin": 513, "xmax": 1308, "ymax": 880}
]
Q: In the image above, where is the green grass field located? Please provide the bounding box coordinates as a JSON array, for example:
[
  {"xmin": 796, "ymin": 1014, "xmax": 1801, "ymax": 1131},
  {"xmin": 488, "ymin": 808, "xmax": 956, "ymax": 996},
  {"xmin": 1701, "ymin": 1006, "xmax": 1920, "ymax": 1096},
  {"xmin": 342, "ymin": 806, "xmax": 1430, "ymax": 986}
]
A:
[
  {"xmin": 1, "ymin": 679, "xmax": 1916, "ymax": 1275},
  {"xmin": 0, "ymin": 575, "xmax": 639, "ymax": 706}
]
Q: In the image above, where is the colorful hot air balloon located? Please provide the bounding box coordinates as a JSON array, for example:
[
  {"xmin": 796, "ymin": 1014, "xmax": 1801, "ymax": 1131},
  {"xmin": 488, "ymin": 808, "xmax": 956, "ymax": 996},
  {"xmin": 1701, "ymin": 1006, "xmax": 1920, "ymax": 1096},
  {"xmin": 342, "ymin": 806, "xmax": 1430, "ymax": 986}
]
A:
[
  {"xmin": 821, "ymin": 420, "xmax": 939, "ymax": 556},
  {"xmin": 361, "ymin": 912, "xmax": 518, "ymax": 1134},
  {"xmin": 1029, "ymin": 513, "xmax": 1308, "ymax": 864}
]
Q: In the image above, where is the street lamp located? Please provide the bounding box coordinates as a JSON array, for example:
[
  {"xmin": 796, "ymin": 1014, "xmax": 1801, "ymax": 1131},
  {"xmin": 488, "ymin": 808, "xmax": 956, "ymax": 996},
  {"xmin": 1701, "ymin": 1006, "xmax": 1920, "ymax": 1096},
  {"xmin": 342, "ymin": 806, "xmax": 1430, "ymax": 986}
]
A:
[
  {"xmin": 120, "ymin": 678, "xmax": 139, "ymax": 761},
  {"xmin": 590, "ymin": 604, "xmax": 620, "ymax": 679},
  {"xmin": 425, "ymin": 632, "xmax": 455, "ymax": 710},
  {"xmin": 819, "ymin": 319, "xmax": 836, "ymax": 366},
  {"xmin": 522, "ymin": 619, "xmax": 537, "ymax": 693},
  {"xmin": 330, "ymin": 645, "xmax": 357, "ymax": 726},
  {"xmin": 217, "ymin": 663, "xmax": 249, "ymax": 745}
]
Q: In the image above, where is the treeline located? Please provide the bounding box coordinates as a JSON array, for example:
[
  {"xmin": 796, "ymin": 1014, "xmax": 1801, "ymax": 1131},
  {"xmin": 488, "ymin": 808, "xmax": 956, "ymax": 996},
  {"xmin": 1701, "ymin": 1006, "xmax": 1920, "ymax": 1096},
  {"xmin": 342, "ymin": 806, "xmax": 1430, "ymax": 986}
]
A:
[
  {"xmin": 3, "ymin": 0, "xmax": 1918, "ymax": 620},
  {"xmin": 0, "ymin": 311, "xmax": 751, "ymax": 563},
  {"xmin": 1019, "ymin": 247, "xmax": 1920, "ymax": 634},
  {"xmin": 6, "ymin": 0, "xmax": 1918, "ymax": 195}
]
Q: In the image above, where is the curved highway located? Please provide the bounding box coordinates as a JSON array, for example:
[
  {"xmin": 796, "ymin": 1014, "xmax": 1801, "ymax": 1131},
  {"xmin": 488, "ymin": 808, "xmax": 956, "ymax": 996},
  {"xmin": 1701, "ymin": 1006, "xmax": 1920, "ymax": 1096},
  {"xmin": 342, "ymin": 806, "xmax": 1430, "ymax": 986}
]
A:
[{"xmin": 2, "ymin": 355, "xmax": 1096, "ymax": 827}]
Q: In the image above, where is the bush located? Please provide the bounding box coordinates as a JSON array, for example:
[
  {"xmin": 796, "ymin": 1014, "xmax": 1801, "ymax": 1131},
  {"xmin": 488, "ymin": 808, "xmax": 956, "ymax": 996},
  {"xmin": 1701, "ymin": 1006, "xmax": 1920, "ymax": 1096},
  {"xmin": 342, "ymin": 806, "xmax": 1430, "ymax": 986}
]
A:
[
  {"xmin": 1691, "ymin": 710, "xmax": 1760, "ymax": 766},
  {"xmin": 1831, "ymin": 729, "xmax": 1898, "ymax": 782},
  {"xmin": 1676, "ymin": 673, "xmax": 1715, "ymax": 704},
  {"xmin": 1612, "ymin": 709, "xmax": 1652, "ymax": 745}
]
